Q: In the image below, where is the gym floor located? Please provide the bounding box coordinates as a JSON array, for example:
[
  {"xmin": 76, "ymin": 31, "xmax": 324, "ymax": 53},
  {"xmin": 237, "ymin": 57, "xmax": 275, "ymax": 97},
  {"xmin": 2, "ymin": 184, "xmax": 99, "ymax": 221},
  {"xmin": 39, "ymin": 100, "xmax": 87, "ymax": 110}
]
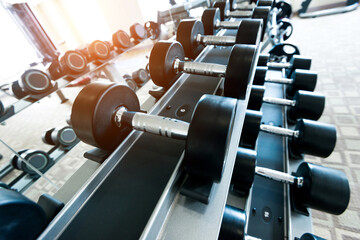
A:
[{"xmin": 0, "ymin": 6, "xmax": 359, "ymax": 240}]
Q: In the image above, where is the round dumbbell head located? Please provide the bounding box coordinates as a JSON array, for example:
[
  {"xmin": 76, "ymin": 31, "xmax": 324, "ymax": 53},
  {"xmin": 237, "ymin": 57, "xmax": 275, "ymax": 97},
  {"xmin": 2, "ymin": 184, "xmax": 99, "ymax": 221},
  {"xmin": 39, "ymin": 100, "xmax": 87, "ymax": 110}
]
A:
[
  {"xmin": 60, "ymin": 50, "xmax": 87, "ymax": 75},
  {"xmin": 42, "ymin": 127, "xmax": 56, "ymax": 145},
  {"xmin": 288, "ymin": 90, "xmax": 325, "ymax": 122},
  {"xmin": 149, "ymin": 41, "xmax": 184, "ymax": 89},
  {"xmin": 132, "ymin": 68, "xmax": 149, "ymax": 84},
  {"xmin": 275, "ymin": 0, "xmax": 292, "ymax": 20},
  {"xmin": 240, "ymin": 110, "xmax": 262, "ymax": 149},
  {"xmin": 112, "ymin": 30, "xmax": 131, "ymax": 49},
  {"xmin": 130, "ymin": 23, "xmax": 147, "ymax": 42},
  {"xmin": 176, "ymin": 20, "xmax": 204, "ymax": 59},
  {"xmin": 286, "ymin": 55, "xmax": 311, "ymax": 77},
  {"xmin": 257, "ymin": 54, "xmax": 269, "ymax": 67},
  {"xmin": 299, "ymin": 233, "xmax": 326, "ymax": 240},
  {"xmin": 235, "ymin": 19, "xmax": 263, "ymax": 45},
  {"xmin": 51, "ymin": 126, "xmax": 78, "ymax": 147},
  {"xmin": 184, "ymin": 94, "xmax": 237, "ymax": 182},
  {"xmin": 219, "ymin": 205, "xmax": 246, "ymax": 240},
  {"xmin": 144, "ymin": 21, "xmax": 160, "ymax": 39},
  {"xmin": 88, "ymin": 40, "xmax": 111, "ymax": 60},
  {"xmin": 277, "ymin": 18, "xmax": 293, "ymax": 41},
  {"xmin": 19, "ymin": 69, "xmax": 52, "ymax": 95},
  {"xmin": 71, "ymin": 82, "xmax": 140, "ymax": 150},
  {"xmin": 252, "ymin": 7, "xmax": 271, "ymax": 40},
  {"xmin": 11, "ymin": 81, "xmax": 28, "ymax": 99},
  {"xmin": 213, "ymin": 1, "xmax": 230, "ymax": 21},
  {"xmin": 125, "ymin": 78, "xmax": 137, "ymax": 91},
  {"xmin": 286, "ymin": 70, "xmax": 317, "ymax": 98},
  {"xmin": 290, "ymin": 119, "xmax": 337, "ymax": 158},
  {"xmin": 253, "ymin": 66, "xmax": 267, "ymax": 85},
  {"xmin": 232, "ymin": 147, "xmax": 257, "ymax": 194},
  {"xmin": 248, "ymin": 85, "xmax": 265, "ymax": 111},
  {"xmin": 293, "ymin": 162, "xmax": 350, "ymax": 215},
  {"xmin": 0, "ymin": 188, "xmax": 47, "ymax": 239},
  {"xmin": 257, "ymin": 0, "xmax": 275, "ymax": 8},
  {"xmin": 12, "ymin": 149, "xmax": 51, "ymax": 175},
  {"xmin": 224, "ymin": 44, "xmax": 257, "ymax": 99},
  {"xmin": 201, "ymin": 8, "xmax": 221, "ymax": 35}
]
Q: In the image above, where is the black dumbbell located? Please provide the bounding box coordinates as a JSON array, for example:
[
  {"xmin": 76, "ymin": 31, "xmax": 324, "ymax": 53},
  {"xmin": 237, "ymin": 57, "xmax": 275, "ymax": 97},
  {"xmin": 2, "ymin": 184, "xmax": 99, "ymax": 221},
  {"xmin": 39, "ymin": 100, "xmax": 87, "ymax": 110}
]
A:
[
  {"xmin": 77, "ymin": 40, "xmax": 111, "ymax": 62},
  {"xmin": 298, "ymin": 233, "xmax": 326, "ymax": 240},
  {"xmin": 130, "ymin": 23, "xmax": 147, "ymax": 44},
  {"xmin": 71, "ymin": 82, "xmax": 236, "ymax": 183},
  {"xmin": 176, "ymin": 18, "xmax": 262, "ymax": 59},
  {"xmin": 0, "ymin": 188, "xmax": 47, "ymax": 239},
  {"xmin": 257, "ymin": 54, "xmax": 311, "ymax": 77},
  {"xmin": 232, "ymin": 147, "xmax": 350, "ymax": 215},
  {"xmin": 149, "ymin": 41, "xmax": 257, "ymax": 99},
  {"xmin": 132, "ymin": 68, "xmax": 149, "ymax": 85},
  {"xmin": 48, "ymin": 50, "xmax": 88, "ymax": 80},
  {"xmin": 248, "ymin": 86, "xmax": 325, "ymax": 122},
  {"xmin": 241, "ymin": 110, "xmax": 337, "ymax": 158},
  {"xmin": 230, "ymin": 0, "xmax": 274, "ymax": 11},
  {"xmin": 11, "ymin": 69, "xmax": 53, "ymax": 99},
  {"xmin": 42, "ymin": 126, "xmax": 78, "ymax": 147},
  {"xmin": 254, "ymin": 66, "xmax": 317, "ymax": 98},
  {"xmin": 11, "ymin": 149, "xmax": 52, "ymax": 175},
  {"xmin": 144, "ymin": 21, "xmax": 160, "ymax": 39},
  {"xmin": 112, "ymin": 29, "xmax": 132, "ymax": 50}
]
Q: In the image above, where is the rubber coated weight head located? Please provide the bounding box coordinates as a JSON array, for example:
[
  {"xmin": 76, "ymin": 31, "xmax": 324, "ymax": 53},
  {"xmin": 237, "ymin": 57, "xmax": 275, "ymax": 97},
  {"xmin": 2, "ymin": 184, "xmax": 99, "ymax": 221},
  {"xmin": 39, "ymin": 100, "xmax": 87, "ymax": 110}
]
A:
[
  {"xmin": 277, "ymin": 18, "xmax": 293, "ymax": 41},
  {"xmin": 293, "ymin": 162, "xmax": 350, "ymax": 215},
  {"xmin": 286, "ymin": 69, "xmax": 317, "ymax": 98},
  {"xmin": 253, "ymin": 66, "xmax": 267, "ymax": 85},
  {"xmin": 240, "ymin": 110, "xmax": 262, "ymax": 149},
  {"xmin": 0, "ymin": 188, "xmax": 47, "ymax": 240},
  {"xmin": 213, "ymin": 1, "xmax": 230, "ymax": 21},
  {"xmin": 248, "ymin": 85, "xmax": 265, "ymax": 111},
  {"xmin": 235, "ymin": 19, "xmax": 262, "ymax": 45},
  {"xmin": 42, "ymin": 127, "xmax": 56, "ymax": 145},
  {"xmin": 132, "ymin": 68, "xmax": 149, "ymax": 84},
  {"xmin": 257, "ymin": 0, "xmax": 274, "ymax": 8},
  {"xmin": 149, "ymin": 41, "xmax": 184, "ymax": 89},
  {"xmin": 269, "ymin": 43, "xmax": 300, "ymax": 61},
  {"xmin": 257, "ymin": 54, "xmax": 269, "ymax": 66},
  {"xmin": 275, "ymin": 0, "xmax": 292, "ymax": 20},
  {"xmin": 14, "ymin": 149, "xmax": 51, "ymax": 175},
  {"xmin": 219, "ymin": 205, "xmax": 246, "ymax": 240},
  {"xmin": 252, "ymin": 7, "xmax": 270, "ymax": 40},
  {"xmin": 184, "ymin": 94, "xmax": 237, "ymax": 182},
  {"xmin": 224, "ymin": 44, "xmax": 257, "ymax": 99},
  {"xmin": 11, "ymin": 81, "xmax": 27, "ymax": 99},
  {"xmin": 288, "ymin": 90, "xmax": 325, "ymax": 122},
  {"xmin": 51, "ymin": 126, "xmax": 78, "ymax": 147},
  {"xmin": 176, "ymin": 20, "xmax": 204, "ymax": 59},
  {"xmin": 286, "ymin": 55, "xmax": 311, "ymax": 77},
  {"xmin": 232, "ymin": 147, "xmax": 256, "ymax": 194},
  {"xmin": 130, "ymin": 23, "xmax": 147, "ymax": 42},
  {"xmin": 290, "ymin": 119, "xmax": 337, "ymax": 158},
  {"xmin": 88, "ymin": 40, "xmax": 110, "ymax": 60},
  {"xmin": 20, "ymin": 69, "xmax": 52, "ymax": 95},
  {"xmin": 299, "ymin": 233, "xmax": 326, "ymax": 240},
  {"xmin": 112, "ymin": 30, "xmax": 131, "ymax": 49},
  {"xmin": 60, "ymin": 50, "xmax": 87, "ymax": 75},
  {"xmin": 144, "ymin": 21, "xmax": 160, "ymax": 39},
  {"xmin": 201, "ymin": 8, "xmax": 221, "ymax": 35},
  {"xmin": 71, "ymin": 82, "xmax": 140, "ymax": 150}
]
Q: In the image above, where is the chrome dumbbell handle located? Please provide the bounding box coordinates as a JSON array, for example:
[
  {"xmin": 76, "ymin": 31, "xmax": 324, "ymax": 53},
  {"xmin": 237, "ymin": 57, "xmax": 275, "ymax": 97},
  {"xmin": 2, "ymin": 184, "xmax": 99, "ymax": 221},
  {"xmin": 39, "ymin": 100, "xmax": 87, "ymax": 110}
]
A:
[
  {"xmin": 262, "ymin": 97, "xmax": 296, "ymax": 106},
  {"xmin": 196, "ymin": 34, "xmax": 237, "ymax": 46},
  {"xmin": 265, "ymin": 76, "xmax": 294, "ymax": 84},
  {"xmin": 216, "ymin": 20, "xmax": 241, "ymax": 29},
  {"xmin": 260, "ymin": 124, "xmax": 299, "ymax": 138},
  {"xmin": 174, "ymin": 58, "xmax": 227, "ymax": 78},
  {"xmin": 255, "ymin": 166, "xmax": 304, "ymax": 188}
]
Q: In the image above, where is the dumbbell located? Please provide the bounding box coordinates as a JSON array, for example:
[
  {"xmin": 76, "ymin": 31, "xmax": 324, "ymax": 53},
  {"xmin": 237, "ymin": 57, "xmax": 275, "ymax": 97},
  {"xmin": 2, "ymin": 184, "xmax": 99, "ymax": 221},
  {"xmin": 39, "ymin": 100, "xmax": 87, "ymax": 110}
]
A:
[
  {"xmin": 176, "ymin": 18, "xmax": 262, "ymax": 59},
  {"xmin": 42, "ymin": 126, "xmax": 78, "ymax": 148},
  {"xmin": 130, "ymin": 23, "xmax": 147, "ymax": 44},
  {"xmin": 241, "ymin": 110, "xmax": 337, "ymax": 158},
  {"xmin": 144, "ymin": 21, "xmax": 160, "ymax": 39},
  {"xmin": 257, "ymin": 54, "xmax": 312, "ymax": 77},
  {"xmin": 229, "ymin": 0, "xmax": 274, "ymax": 11},
  {"xmin": 248, "ymin": 86, "xmax": 325, "ymax": 122},
  {"xmin": 112, "ymin": 29, "xmax": 132, "ymax": 50},
  {"xmin": 254, "ymin": 67, "xmax": 317, "ymax": 98},
  {"xmin": 11, "ymin": 69, "xmax": 53, "ymax": 99},
  {"xmin": 131, "ymin": 68, "xmax": 150, "ymax": 85},
  {"xmin": 0, "ymin": 188, "xmax": 47, "ymax": 239},
  {"xmin": 76, "ymin": 40, "xmax": 111, "ymax": 62},
  {"xmin": 71, "ymin": 82, "xmax": 237, "ymax": 182},
  {"xmin": 232, "ymin": 147, "xmax": 350, "ymax": 215},
  {"xmin": 48, "ymin": 50, "xmax": 88, "ymax": 80},
  {"xmin": 11, "ymin": 149, "xmax": 52, "ymax": 175},
  {"xmin": 149, "ymin": 41, "xmax": 257, "ymax": 99}
]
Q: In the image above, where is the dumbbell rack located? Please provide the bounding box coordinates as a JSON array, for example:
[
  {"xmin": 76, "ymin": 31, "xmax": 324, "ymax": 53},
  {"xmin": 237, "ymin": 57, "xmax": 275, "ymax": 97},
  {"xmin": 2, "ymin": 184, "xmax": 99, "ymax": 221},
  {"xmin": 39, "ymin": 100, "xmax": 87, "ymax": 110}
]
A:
[{"xmin": 39, "ymin": 32, "xmax": 313, "ymax": 240}]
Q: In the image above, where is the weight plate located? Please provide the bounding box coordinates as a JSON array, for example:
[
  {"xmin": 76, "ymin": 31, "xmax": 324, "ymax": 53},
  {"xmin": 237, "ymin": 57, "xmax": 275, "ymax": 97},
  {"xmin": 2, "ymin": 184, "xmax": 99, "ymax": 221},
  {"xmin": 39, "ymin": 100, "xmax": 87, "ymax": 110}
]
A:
[
  {"xmin": 88, "ymin": 40, "xmax": 110, "ymax": 60},
  {"xmin": 275, "ymin": 0, "xmax": 292, "ymax": 20},
  {"xmin": 130, "ymin": 23, "xmax": 147, "ymax": 41},
  {"xmin": 71, "ymin": 82, "xmax": 140, "ymax": 150},
  {"xmin": 0, "ymin": 188, "xmax": 47, "ymax": 240},
  {"xmin": 248, "ymin": 85, "xmax": 265, "ymax": 111},
  {"xmin": 149, "ymin": 41, "xmax": 184, "ymax": 89},
  {"xmin": 112, "ymin": 30, "xmax": 131, "ymax": 49},
  {"xmin": 201, "ymin": 8, "xmax": 220, "ymax": 35},
  {"xmin": 42, "ymin": 127, "xmax": 56, "ymax": 145},
  {"xmin": 20, "ymin": 69, "xmax": 52, "ymax": 95},
  {"xmin": 240, "ymin": 110, "xmax": 262, "ymax": 149},
  {"xmin": 252, "ymin": 6, "xmax": 270, "ymax": 40},
  {"xmin": 132, "ymin": 68, "xmax": 149, "ymax": 84},
  {"xmin": 213, "ymin": 1, "xmax": 230, "ymax": 21},
  {"xmin": 184, "ymin": 94, "xmax": 237, "ymax": 182},
  {"xmin": 289, "ymin": 90, "xmax": 325, "ymax": 121},
  {"xmin": 11, "ymin": 81, "xmax": 27, "ymax": 99},
  {"xmin": 277, "ymin": 18, "xmax": 293, "ymax": 41},
  {"xmin": 60, "ymin": 50, "xmax": 87, "ymax": 75},
  {"xmin": 224, "ymin": 44, "xmax": 257, "ymax": 99},
  {"xmin": 235, "ymin": 19, "xmax": 262, "ymax": 45},
  {"xmin": 232, "ymin": 147, "xmax": 257, "ymax": 194},
  {"xmin": 219, "ymin": 205, "xmax": 247, "ymax": 239},
  {"xmin": 176, "ymin": 20, "xmax": 204, "ymax": 59}
]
